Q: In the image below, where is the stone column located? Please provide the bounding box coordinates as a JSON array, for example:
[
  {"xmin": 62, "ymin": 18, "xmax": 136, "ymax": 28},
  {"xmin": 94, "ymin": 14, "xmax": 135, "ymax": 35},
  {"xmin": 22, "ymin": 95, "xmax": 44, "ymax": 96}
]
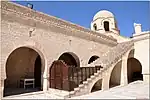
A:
[
  {"xmin": 143, "ymin": 74, "xmax": 150, "ymax": 84},
  {"xmin": 0, "ymin": 80, "xmax": 4, "ymax": 99},
  {"xmin": 120, "ymin": 55, "xmax": 128, "ymax": 86},
  {"xmin": 43, "ymin": 76, "xmax": 48, "ymax": 92},
  {"xmin": 102, "ymin": 71, "xmax": 110, "ymax": 91},
  {"xmin": 42, "ymin": 64, "xmax": 48, "ymax": 92}
]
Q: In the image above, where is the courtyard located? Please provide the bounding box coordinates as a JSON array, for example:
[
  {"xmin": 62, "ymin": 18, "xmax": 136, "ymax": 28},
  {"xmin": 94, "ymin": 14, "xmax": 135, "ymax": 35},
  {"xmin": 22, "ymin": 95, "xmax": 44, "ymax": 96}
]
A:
[{"xmin": 3, "ymin": 81, "xmax": 149, "ymax": 99}]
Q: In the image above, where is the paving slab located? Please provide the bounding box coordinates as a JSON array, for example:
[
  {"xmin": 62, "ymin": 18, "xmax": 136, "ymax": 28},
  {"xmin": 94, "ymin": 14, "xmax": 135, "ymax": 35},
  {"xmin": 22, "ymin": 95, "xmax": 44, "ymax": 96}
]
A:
[
  {"xmin": 2, "ymin": 81, "xmax": 149, "ymax": 99},
  {"xmin": 71, "ymin": 81, "xmax": 149, "ymax": 99}
]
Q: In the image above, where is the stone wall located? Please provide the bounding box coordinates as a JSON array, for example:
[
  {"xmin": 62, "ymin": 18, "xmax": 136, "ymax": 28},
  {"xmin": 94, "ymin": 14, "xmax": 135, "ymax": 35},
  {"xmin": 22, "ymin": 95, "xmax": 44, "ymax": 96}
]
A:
[{"xmin": 1, "ymin": 1, "xmax": 117, "ymax": 81}]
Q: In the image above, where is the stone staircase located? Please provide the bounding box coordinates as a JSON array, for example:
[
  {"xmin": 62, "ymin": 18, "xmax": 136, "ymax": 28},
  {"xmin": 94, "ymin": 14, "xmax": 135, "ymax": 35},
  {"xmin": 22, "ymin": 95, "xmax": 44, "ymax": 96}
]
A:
[{"xmin": 66, "ymin": 41, "xmax": 134, "ymax": 98}]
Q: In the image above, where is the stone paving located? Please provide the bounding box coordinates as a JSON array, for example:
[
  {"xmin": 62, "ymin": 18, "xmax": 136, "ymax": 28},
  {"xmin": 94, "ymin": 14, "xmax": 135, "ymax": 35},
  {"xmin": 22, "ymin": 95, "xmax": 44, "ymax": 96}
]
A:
[
  {"xmin": 71, "ymin": 81, "xmax": 149, "ymax": 99},
  {"xmin": 3, "ymin": 91, "xmax": 63, "ymax": 99},
  {"xmin": 3, "ymin": 81, "xmax": 149, "ymax": 99}
]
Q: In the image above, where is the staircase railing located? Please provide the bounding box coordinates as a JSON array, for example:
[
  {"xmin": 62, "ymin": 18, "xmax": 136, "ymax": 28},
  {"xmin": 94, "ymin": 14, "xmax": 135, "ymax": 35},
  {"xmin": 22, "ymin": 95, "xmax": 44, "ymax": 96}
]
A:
[
  {"xmin": 68, "ymin": 66, "xmax": 103, "ymax": 91},
  {"xmin": 49, "ymin": 61, "xmax": 103, "ymax": 92}
]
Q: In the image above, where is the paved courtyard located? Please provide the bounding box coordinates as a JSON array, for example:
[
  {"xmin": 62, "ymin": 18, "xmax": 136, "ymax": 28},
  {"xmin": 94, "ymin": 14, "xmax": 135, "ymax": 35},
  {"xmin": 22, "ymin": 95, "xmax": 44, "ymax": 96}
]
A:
[
  {"xmin": 72, "ymin": 81, "xmax": 149, "ymax": 99},
  {"xmin": 3, "ymin": 91, "xmax": 63, "ymax": 99},
  {"xmin": 3, "ymin": 81, "xmax": 149, "ymax": 99}
]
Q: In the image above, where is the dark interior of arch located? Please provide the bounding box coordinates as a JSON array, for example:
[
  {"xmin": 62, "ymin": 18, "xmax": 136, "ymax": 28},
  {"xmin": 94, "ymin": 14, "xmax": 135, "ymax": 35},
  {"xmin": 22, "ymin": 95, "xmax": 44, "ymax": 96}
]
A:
[
  {"xmin": 104, "ymin": 21, "xmax": 109, "ymax": 31},
  {"xmin": 88, "ymin": 56, "xmax": 99, "ymax": 64},
  {"xmin": 58, "ymin": 53, "xmax": 77, "ymax": 67},
  {"xmin": 127, "ymin": 58, "xmax": 143, "ymax": 83}
]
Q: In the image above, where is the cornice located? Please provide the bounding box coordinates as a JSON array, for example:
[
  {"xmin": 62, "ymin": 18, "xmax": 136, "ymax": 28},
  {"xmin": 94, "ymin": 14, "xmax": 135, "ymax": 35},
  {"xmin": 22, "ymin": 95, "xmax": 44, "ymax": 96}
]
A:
[
  {"xmin": 133, "ymin": 31, "xmax": 150, "ymax": 37},
  {"xmin": 1, "ymin": 1, "xmax": 118, "ymax": 46},
  {"xmin": 132, "ymin": 35, "xmax": 150, "ymax": 42}
]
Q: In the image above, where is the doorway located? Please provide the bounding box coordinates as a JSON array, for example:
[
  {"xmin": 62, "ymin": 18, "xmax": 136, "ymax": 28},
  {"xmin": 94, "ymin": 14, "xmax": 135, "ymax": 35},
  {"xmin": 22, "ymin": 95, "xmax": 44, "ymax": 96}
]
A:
[
  {"xmin": 104, "ymin": 21, "xmax": 110, "ymax": 31},
  {"xmin": 127, "ymin": 58, "xmax": 143, "ymax": 83},
  {"xmin": 4, "ymin": 47, "xmax": 43, "ymax": 96}
]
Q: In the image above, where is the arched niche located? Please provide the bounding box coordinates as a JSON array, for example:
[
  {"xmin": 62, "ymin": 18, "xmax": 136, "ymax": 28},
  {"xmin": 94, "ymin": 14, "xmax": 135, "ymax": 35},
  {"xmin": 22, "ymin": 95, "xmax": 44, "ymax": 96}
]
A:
[
  {"xmin": 58, "ymin": 52, "xmax": 80, "ymax": 67},
  {"xmin": 4, "ymin": 47, "xmax": 45, "ymax": 96}
]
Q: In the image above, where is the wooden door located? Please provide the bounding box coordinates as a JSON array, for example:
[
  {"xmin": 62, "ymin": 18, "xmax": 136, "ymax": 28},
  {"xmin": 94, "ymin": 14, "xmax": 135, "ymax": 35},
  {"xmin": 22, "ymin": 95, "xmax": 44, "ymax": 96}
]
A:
[{"xmin": 49, "ymin": 60, "xmax": 69, "ymax": 90}]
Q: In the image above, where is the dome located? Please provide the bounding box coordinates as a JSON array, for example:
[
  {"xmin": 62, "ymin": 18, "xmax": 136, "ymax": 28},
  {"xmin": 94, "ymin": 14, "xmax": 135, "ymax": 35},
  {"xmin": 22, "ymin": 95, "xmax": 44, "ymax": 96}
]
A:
[{"xmin": 93, "ymin": 10, "xmax": 114, "ymax": 20}]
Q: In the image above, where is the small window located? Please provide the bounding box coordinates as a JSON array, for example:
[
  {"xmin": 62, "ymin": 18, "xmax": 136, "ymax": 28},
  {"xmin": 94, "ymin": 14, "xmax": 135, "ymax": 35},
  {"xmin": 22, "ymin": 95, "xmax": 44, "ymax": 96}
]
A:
[
  {"xmin": 93, "ymin": 23, "xmax": 97, "ymax": 30},
  {"xmin": 104, "ymin": 21, "xmax": 109, "ymax": 31}
]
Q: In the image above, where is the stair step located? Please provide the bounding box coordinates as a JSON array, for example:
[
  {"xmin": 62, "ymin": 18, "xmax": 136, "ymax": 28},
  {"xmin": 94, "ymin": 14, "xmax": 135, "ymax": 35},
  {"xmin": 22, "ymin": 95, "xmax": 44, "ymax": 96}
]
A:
[
  {"xmin": 94, "ymin": 73, "xmax": 99, "ymax": 76},
  {"xmin": 83, "ymin": 81, "xmax": 88, "ymax": 85},
  {"xmin": 70, "ymin": 91, "xmax": 75, "ymax": 95},
  {"xmin": 97, "ymin": 70, "xmax": 101, "ymax": 73},
  {"xmin": 74, "ymin": 87, "xmax": 80, "ymax": 91},
  {"xmin": 79, "ymin": 84, "xmax": 84, "ymax": 88},
  {"xmin": 87, "ymin": 78, "xmax": 92, "ymax": 82},
  {"xmin": 91, "ymin": 75, "xmax": 95, "ymax": 79}
]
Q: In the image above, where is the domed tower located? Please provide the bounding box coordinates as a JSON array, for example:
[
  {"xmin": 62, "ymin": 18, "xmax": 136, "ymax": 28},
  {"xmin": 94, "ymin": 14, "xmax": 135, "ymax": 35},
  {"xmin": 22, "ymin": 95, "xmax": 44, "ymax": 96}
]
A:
[{"xmin": 91, "ymin": 10, "xmax": 120, "ymax": 35}]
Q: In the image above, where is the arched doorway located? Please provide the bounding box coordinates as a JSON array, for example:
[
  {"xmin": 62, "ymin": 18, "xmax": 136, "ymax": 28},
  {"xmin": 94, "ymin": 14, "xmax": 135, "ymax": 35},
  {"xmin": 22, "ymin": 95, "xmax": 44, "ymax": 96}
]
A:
[
  {"xmin": 109, "ymin": 60, "xmax": 122, "ymax": 88},
  {"xmin": 127, "ymin": 58, "xmax": 143, "ymax": 83},
  {"xmin": 104, "ymin": 21, "xmax": 109, "ymax": 31},
  {"xmin": 4, "ymin": 47, "xmax": 43, "ymax": 96},
  {"xmin": 91, "ymin": 79, "xmax": 102, "ymax": 92},
  {"xmin": 58, "ymin": 52, "xmax": 80, "ymax": 67},
  {"xmin": 49, "ymin": 60, "xmax": 71, "ymax": 91},
  {"xmin": 88, "ymin": 55, "xmax": 99, "ymax": 64},
  {"xmin": 49, "ymin": 52, "xmax": 80, "ymax": 91}
]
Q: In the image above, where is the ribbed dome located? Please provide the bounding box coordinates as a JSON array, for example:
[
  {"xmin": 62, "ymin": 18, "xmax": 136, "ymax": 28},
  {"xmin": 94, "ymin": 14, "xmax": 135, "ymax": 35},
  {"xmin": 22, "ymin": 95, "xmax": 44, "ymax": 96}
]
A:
[{"xmin": 93, "ymin": 10, "xmax": 114, "ymax": 20}]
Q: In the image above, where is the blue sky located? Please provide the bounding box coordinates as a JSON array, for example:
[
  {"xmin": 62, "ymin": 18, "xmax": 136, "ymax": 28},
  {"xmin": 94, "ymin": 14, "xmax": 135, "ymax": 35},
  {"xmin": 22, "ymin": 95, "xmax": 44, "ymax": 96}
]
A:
[{"xmin": 12, "ymin": 1, "xmax": 149, "ymax": 37}]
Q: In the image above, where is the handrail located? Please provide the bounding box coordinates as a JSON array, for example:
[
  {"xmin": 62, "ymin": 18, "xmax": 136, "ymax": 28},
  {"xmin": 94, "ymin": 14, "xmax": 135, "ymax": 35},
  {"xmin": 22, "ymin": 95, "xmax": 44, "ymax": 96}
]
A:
[
  {"xmin": 49, "ymin": 62, "xmax": 103, "ymax": 91},
  {"xmin": 68, "ymin": 66, "xmax": 103, "ymax": 91}
]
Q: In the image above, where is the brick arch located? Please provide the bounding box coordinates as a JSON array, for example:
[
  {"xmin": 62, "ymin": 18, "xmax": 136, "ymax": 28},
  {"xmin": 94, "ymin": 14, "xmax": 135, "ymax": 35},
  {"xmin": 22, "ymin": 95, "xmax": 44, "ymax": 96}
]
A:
[
  {"xmin": 128, "ymin": 49, "xmax": 135, "ymax": 58},
  {"xmin": 106, "ymin": 48, "xmax": 133, "ymax": 87},
  {"xmin": 91, "ymin": 79, "xmax": 103, "ymax": 92},
  {"xmin": 127, "ymin": 48, "xmax": 143, "ymax": 82},
  {"xmin": 127, "ymin": 57, "xmax": 143, "ymax": 83},
  {"xmin": 88, "ymin": 75, "xmax": 103, "ymax": 93},
  {"xmin": 88, "ymin": 58, "xmax": 122, "ymax": 93},
  {"xmin": 4, "ymin": 44, "xmax": 46, "ymax": 80},
  {"xmin": 3, "ymin": 45, "xmax": 46, "ymax": 96},
  {"xmin": 58, "ymin": 52, "xmax": 80, "ymax": 67},
  {"xmin": 109, "ymin": 60, "xmax": 122, "ymax": 88}
]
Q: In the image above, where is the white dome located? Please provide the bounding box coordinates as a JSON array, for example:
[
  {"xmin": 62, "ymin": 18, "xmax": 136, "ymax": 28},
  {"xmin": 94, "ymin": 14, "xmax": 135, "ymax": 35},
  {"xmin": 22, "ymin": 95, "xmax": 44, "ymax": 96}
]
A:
[{"xmin": 93, "ymin": 10, "xmax": 114, "ymax": 20}]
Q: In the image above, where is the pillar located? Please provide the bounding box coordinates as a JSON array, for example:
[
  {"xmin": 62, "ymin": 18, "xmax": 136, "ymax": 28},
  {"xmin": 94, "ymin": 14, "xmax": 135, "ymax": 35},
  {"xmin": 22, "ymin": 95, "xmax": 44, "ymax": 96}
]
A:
[
  {"xmin": 42, "ymin": 64, "xmax": 48, "ymax": 92},
  {"xmin": 120, "ymin": 54, "xmax": 128, "ymax": 86},
  {"xmin": 0, "ymin": 80, "xmax": 4, "ymax": 99},
  {"xmin": 143, "ymin": 74, "xmax": 150, "ymax": 84},
  {"xmin": 102, "ymin": 71, "xmax": 111, "ymax": 90},
  {"xmin": 43, "ymin": 76, "xmax": 48, "ymax": 91}
]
